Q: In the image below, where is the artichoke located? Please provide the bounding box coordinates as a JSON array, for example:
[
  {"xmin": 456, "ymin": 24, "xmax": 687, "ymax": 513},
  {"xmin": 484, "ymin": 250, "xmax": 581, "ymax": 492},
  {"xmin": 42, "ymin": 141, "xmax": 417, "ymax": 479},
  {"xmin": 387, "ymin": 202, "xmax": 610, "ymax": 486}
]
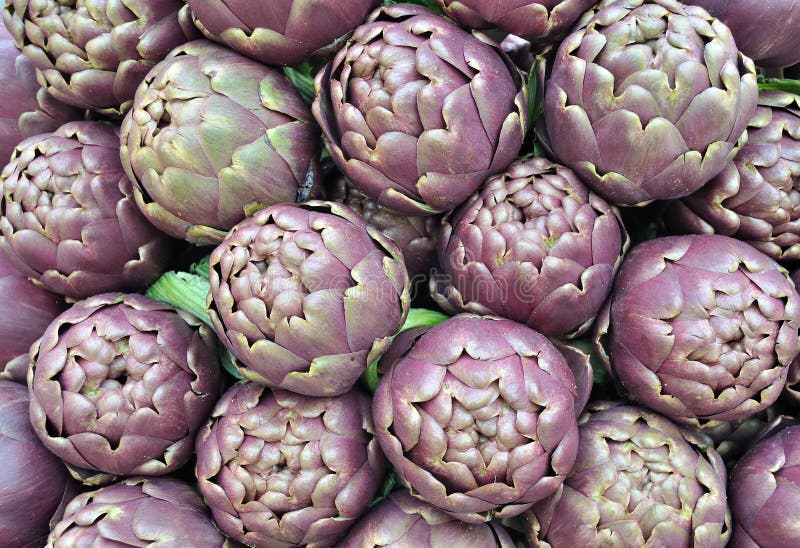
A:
[
  {"xmin": 666, "ymin": 90, "xmax": 800, "ymax": 262},
  {"xmin": 596, "ymin": 234, "xmax": 800, "ymax": 427},
  {"xmin": 313, "ymin": 4, "xmax": 527, "ymax": 216},
  {"xmin": 0, "ymin": 23, "xmax": 82, "ymax": 163},
  {"xmin": 47, "ymin": 477, "xmax": 227, "ymax": 547},
  {"xmin": 528, "ymin": 403, "xmax": 731, "ymax": 547},
  {"xmin": 207, "ymin": 201, "xmax": 410, "ymax": 397},
  {"xmin": 373, "ymin": 314, "xmax": 580, "ymax": 523},
  {"xmin": 0, "ymin": 380, "xmax": 77, "ymax": 547},
  {"xmin": 120, "ymin": 40, "xmax": 320, "ymax": 245},
  {"xmin": 28, "ymin": 293, "xmax": 221, "ymax": 480},
  {"xmin": 544, "ymin": 0, "xmax": 758, "ymax": 206},
  {"xmin": 435, "ymin": 0, "xmax": 597, "ymax": 45},
  {"xmin": 3, "ymin": 0, "xmax": 197, "ymax": 116},
  {"xmin": 685, "ymin": 0, "xmax": 800, "ymax": 68},
  {"xmin": 729, "ymin": 423, "xmax": 800, "ymax": 546},
  {"xmin": 338, "ymin": 489, "xmax": 515, "ymax": 547},
  {"xmin": 195, "ymin": 381, "xmax": 385, "ymax": 548},
  {"xmin": 432, "ymin": 157, "xmax": 628, "ymax": 338},
  {"xmin": 329, "ymin": 177, "xmax": 440, "ymax": 280},
  {"xmin": 185, "ymin": 0, "xmax": 380, "ymax": 66},
  {"xmin": 0, "ymin": 121, "xmax": 176, "ymax": 300}
]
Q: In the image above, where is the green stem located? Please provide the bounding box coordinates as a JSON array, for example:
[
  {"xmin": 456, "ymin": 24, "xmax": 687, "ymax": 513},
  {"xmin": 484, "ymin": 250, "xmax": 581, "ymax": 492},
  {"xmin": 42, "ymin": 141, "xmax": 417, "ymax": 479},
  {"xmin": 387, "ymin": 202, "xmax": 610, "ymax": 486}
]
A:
[
  {"xmin": 757, "ymin": 77, "xmax": 800, "ymax": 95},
  {"xmin": 146, "ymin": 271, "xmax": 211, "ymax": 327},
  {"xmin": 283, "ymin": 66, "xmax": 316, "ymax": 105}
]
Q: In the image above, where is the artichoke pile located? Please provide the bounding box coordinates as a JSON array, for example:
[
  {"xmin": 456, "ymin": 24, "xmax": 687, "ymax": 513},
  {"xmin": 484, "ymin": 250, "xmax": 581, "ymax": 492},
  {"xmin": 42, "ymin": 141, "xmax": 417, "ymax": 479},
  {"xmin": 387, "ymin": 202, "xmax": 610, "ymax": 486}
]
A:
[{"xmin": 2, "ymin": 0, "xmax": 800, "ymax": 545}]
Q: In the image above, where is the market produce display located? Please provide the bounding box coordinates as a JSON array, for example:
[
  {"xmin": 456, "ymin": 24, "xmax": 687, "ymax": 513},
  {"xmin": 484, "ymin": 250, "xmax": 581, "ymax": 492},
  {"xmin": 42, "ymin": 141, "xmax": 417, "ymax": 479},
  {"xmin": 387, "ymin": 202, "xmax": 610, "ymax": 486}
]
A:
[{"xmin": 2, "ymin": 0, "xmax": 800, "ymax": 546}]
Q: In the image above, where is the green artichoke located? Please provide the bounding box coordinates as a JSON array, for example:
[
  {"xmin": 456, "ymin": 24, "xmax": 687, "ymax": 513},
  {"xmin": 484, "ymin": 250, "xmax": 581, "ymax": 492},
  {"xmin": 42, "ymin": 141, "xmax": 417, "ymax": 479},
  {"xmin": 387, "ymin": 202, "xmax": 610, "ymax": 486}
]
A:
[
  {"xmin": 544, "ymin": 0, "xmax": 758, "ymax": 206},
  {"xmin": 432, "ymin": 157, "xmax": 628, "ymax": 338},
  {"xmin": 3, "ymin": 0, "xmax": 197, "ymax": 116},
  {"xmin": 667, "ymin": 90, "xmax": 800, "ymax": 262},
  {"xmin": 185, "ymin": 0, "xmax": 380, "ymax": 66},
  {"xmin": 47, "ymin": 477, "xmax": 228, "ymax": 547},
  {"xmin": 373, "ymin": 314, "xmax": 580, "ymax": 523},
  {"xmin": 528, "ymin": 403, "xmax": 731, "ymax": 547},
  {"xmin": 313, "ymin": 4, "xmax": 527, "ymax": 216},
  {"xmin": 0, "ymin": 121, "xmax": 176, "ymax": 300},
  {"xmin": 596, "ymin": 234, "xmax": 800, "ymax": 427},
  {"xmin": 121, "ymin": 40, "xmax": 321, "ymax": 245},
  {"xmin": 195, "ymin": 381, "xmax": 385, "ymax": 548},
  {"xmin": 207, "ymin": 201, "xmax": 410, "ymax": 397},
  {"xmin": 28, "ymin": 293, "xmax": 221, "ymax": 480}
]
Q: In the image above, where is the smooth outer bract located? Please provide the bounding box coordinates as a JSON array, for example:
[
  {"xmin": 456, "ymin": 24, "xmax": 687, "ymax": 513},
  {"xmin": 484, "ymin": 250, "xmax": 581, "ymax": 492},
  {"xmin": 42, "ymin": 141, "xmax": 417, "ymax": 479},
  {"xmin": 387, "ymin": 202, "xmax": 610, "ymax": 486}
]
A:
[
  {"xmin": 47, "ymin": 477, "xmax": 227, "ymax": 547},
  {"xmin": 544, "ymin": 0, "xmax": 758, "ymax": 206},
  {"xmin": 207, "ymin": 201, "xmax": 410, "ymax": 397},
  {"xmin": 373, "ymin": 314, "xmax": 580, "ymax": 523},
  {"xmin": 313, "ymin": 4, "xmax": 527, "ymax": 216},
  {"xmin": 0, "ymin": 380, "xmax": 76, "ymax": 547},
  {"xmin": 0, "ymin": 23, "xmax": 82, "ymax": 164},
  {"xmin": 435, "ymin": 0, "xmax": 597, "ymax": 45},
  {"xmin": 337, "ymin": 489, "xmax": 515, "ymax": 547},
  {"xmin": 186, "ymin": 0, "xmax": 380, "ymax": 66},
  {"xmin": 667, "ymin": 90, "xmax": 800, "ymax": 262},
  {"xmin": 528, "ymin": 403, "xmax": 731, "ymax": 547},
  {"xmin": 685, "ymin": 0, "xmax": 800, "ymax": 68},
  {"xmin": 28, "ymin": 293, "xmax": 222, "ymax": 479},
  {"xmin": 596, "ymin": 234, "xmax": 800, "ymax": 427},
  {"xmin": 432, "ymin": 157, "xmax": 628, "ymax": 338},
  {"xmin": 195, "ymin": 381, "xmax": 385, "ymax": 548},
  {"xmin": 0, "ymin": 121, "xmax": 176, "ymax": 300},
  {"xmin": 2, "ymin": 0, "xmax": 197, "ymax": 116},
  {"xmin": 729, "ymin": 423, "xmax": 800, "ymax": 546},
  {"xmin": 121, "ymin": 40, "xmax": 320, "ymax": 245}
]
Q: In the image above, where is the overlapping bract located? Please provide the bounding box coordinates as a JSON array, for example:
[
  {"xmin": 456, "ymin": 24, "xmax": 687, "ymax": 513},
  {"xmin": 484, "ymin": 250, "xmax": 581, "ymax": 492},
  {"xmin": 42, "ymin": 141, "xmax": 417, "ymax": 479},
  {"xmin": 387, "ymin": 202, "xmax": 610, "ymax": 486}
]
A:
[
  {"xmin": 432, "ymin": 157, "xmax": 628, "ymax": 338},
  {"xmin": 186, "ymin": 0, "xmax": 380, "ymax": 66},
  {"xmin": 120, "ymin": 40, "xmax": 320, "ymax": 245},
  {"xmin": 667, "ymin": 90, "xmax": 800, "ymax": 262},
  {"xmin": 313, "ymin": 4, "xmax": 527, "ymax": 215},
  {"xmin": 29, "ymin": 293, "xmax": 221, "ymax": 479},
  {"xmin": 195, "ymin": 382, "xmax": 385, "ymax": 548},
  {"xmin": 2, "ymin": 0, "xmax": 196, "ymax": 116},
  {"xmin": 339, "ymin": 489, "xmax": 515, "ymax": 547},
  {"xmin": 47, "ymin": 477, "xmax": 227, "ymax": 547},
  {"xmin": 207, "ymin": 201, "xmax": 410, "ymax": 397},
  {"xmin": 373, "ymin": 315, "xmax": 580, "ymax": 523},
  {"xmin": 544, "ymin": 0, "xmax": 758, "ymax": 206},
  {"xmin": 528, "ymin": 404, "xmax": 731, "ymax": 547},
  {"xmin": 0, "ymin": 121, "xmax": 175, "ymax": 300},
  {"xmin": 435, "ymin": 0, "xmax": 597, "ymax": 45},
  {"xmin": 597, "ymin": 234, "xmax": 800, "ymax": 427},
  {"xmin": 0, "ymin": 380, "xmax": 76, "ymax": 547}
]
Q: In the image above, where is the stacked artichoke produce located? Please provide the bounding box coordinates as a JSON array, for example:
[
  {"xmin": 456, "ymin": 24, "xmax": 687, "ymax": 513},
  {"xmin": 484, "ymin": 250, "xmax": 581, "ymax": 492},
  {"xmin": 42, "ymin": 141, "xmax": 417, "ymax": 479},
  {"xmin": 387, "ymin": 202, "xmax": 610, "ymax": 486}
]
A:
[{"xmin": 3, "ymin": 0, "xmax": 800, "ymax": 546}]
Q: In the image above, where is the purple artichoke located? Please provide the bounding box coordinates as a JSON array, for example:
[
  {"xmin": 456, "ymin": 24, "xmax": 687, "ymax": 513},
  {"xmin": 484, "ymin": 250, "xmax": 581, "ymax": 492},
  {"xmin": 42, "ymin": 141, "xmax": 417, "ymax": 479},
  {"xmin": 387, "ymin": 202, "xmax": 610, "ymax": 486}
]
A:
[
  {"xmin": 432, "ymin": 157, "xmax": 628, "ymax": 338},
  {"xmin": 338, "ymin": 489, "xmax": 515, "ymax": 547},
  {"xmin": 207, "ymin": 201, "xmax": 410, "ymax": 397},
  {"xmin": 528, "ymin": 403, "xmax": 731, "ymax": 547},
  {"xmin": 685, "ymin": 0, "xmax": 800, "ymax": 68},
  {"xmin": 28, "ymin": 293, "xmax": 221, "ymax": 480},
  {"xmin": 3, "ymin": 0, "xmax": 197, "ymax": 116},
  {"xmin": 729, "ymin": 423, "xmax": 800, "ymax": 546},
  {"xmin": 0, "ymin": 121, "xmax": 176, "ymax": 300},
  {"xmin": 596, "ymin": 234, "xmax": 800, "ymax": 427},
  {"xmin": 435, "ymin": 0, "xmax": 597, "ymax": 45},
  {"xmin": 47, "ymin": 477, "xmax": 227, "ymax": 547},
  {"xmin": 195, "ymin": 381, "xmax": 385, "ymax": 548},
  {"xmin": 0, "ymin": 380, "xmax": 77, "ymax": 547},
  {"xmin": 544, "ymin": 0, "xmax": 758, "ymax": 206},
  {"xmin": 185, "ymin": 0, "xmax": 380, "ymax": 66},
  {"xmin": 0, "ymin": 23, "xmax": 82, "ymax": 164},
  {"xmin": 373, "ymin": 314, "xmax": 580, "ymax": 523},
  {"xmin": 120, "ymin": 40, "xmax": 321, "ymax": 245},
  {"xmin": 313, "ymin": 4, "xmax": 527, "ymax": 216},
  {"xmin": 667, "ymin": 90, "xmax": 800, "ymax": 262}
]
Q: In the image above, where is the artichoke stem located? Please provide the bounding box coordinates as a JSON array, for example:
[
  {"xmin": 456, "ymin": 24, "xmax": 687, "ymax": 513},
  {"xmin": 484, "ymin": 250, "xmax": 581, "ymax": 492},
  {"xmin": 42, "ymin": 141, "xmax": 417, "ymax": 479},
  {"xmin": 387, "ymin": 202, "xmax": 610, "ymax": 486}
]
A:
[{"xmin": 145, "ymin": 271, "xmax": 211, "ymax": 327}]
